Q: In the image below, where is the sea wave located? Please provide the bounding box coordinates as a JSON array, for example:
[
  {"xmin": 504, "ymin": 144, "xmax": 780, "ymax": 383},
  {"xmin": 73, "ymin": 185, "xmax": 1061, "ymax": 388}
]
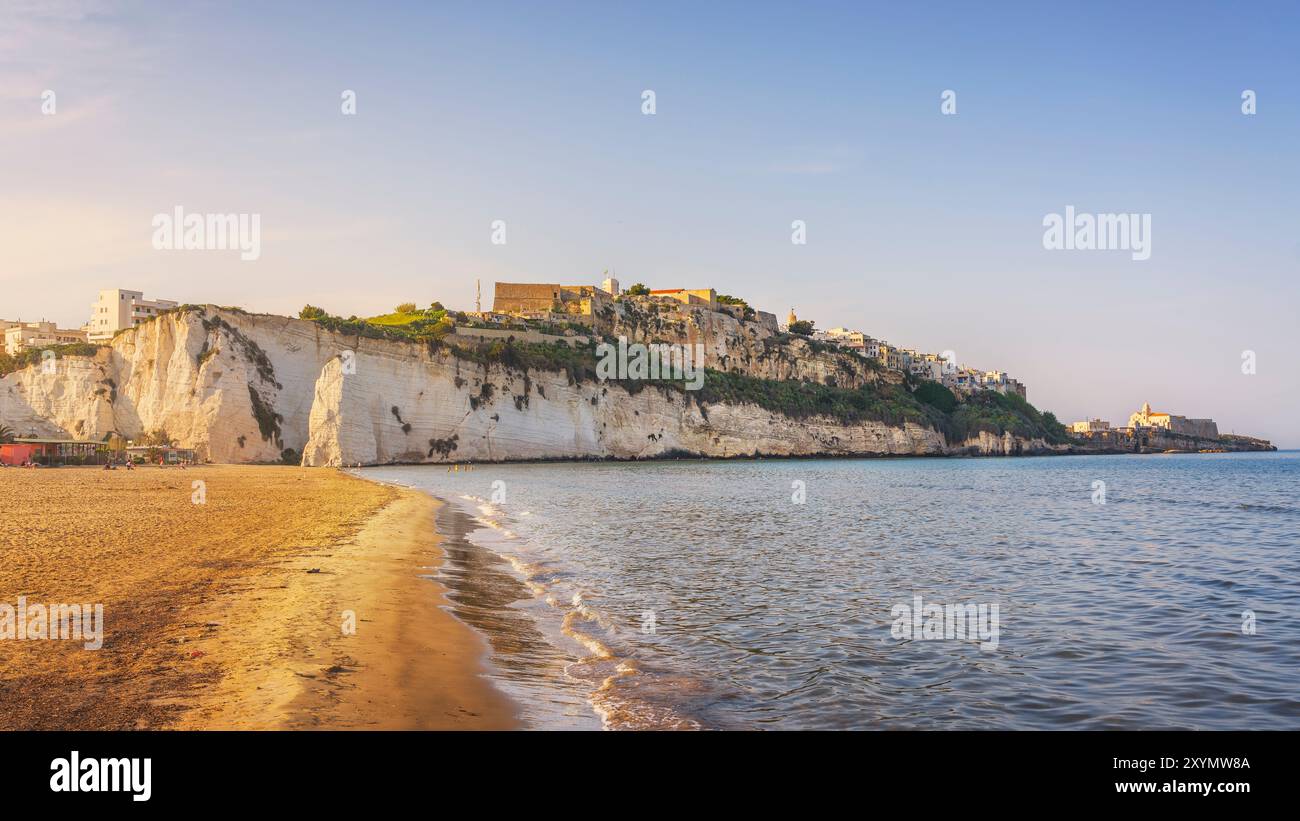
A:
[{"xmin": 445, "ymin": 493, "xmax": 703, "ymax": 730}]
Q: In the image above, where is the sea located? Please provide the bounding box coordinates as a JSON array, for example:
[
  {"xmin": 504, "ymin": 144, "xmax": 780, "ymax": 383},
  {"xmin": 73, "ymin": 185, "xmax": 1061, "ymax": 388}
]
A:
[{"xmin": 363, "ymin": 451, "xmax": 1300, "ymax": 730}]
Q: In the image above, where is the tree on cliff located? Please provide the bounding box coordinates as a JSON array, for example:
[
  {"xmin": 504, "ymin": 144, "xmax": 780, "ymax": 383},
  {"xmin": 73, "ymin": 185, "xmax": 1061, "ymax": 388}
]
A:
[
  {"xmin": 718, "ymin": 294, "xmax": 756, "ymax": 319},
  {"xmin": 299, "ymin": 305, "xmax": 327, "ymax": 321},
  {"xmin": 395, "ymin": 302, "xmax": 417, "ymax": 314},
  {"xmin": 788, "ymin": 319, "xmax": 815, "ymax": 336},
  {"xmin": 625, "ymin": 283, "xmax": 650, "ymax": 296},
  {"xmin": 914, "ymin": 381, "xmax": 957, "ymax": 413},
  {"xmin": 1039, "ymin": 411, "xmax": 1068, "ymax": 443},
  {"xmin": 137, "ymin": 429, "xmax": 175, "ymax": 447}
]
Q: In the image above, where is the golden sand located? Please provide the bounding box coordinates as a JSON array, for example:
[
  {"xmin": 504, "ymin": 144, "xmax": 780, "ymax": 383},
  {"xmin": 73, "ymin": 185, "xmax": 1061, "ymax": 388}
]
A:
[{"xmin": 0, "ymin": 465, "xmax": 517, "ymax": 730}]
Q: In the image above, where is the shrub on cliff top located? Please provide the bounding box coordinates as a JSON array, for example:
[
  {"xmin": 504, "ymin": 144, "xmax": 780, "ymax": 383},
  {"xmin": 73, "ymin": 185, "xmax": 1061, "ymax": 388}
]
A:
[
  {"xmin": 787, "ymin": 319, "xmax": 815, "ymax": 337},
  {"xmin": 0, "ymin": 342, "xmax": 104, "ymax": 377},
  {"xmin": 940, "ymin": 390, "xmax": 1069, "ymax": 445},
  {"xmin": 717, "ymin": 293, "xmax": 756, "ymax": 317},
  {"xmin": 914, "ymin": 380, "xmax": 958, "ymax": 413},
  {"xmin": 696, "ymin": 369, "xmax": 930, "ymax": 427}
]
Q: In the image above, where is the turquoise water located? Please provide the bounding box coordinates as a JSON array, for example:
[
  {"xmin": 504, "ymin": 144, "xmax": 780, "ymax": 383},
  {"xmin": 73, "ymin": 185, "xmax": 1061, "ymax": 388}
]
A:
[{"xmin": 365, "ymin": 451, "xmax": 1300, "ymax": 730}]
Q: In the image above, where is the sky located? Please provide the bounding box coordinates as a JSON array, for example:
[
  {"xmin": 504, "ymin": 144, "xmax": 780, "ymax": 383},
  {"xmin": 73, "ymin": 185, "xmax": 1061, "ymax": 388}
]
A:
[{"xmin": 1, "ymin": 0, "xmax": 1297, "ymax": 444}]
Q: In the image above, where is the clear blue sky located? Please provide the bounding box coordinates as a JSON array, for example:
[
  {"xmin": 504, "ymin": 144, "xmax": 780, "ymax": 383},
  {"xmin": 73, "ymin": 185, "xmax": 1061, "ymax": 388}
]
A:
[{"xmin": 2, "ymin": 1, "xmax": 1297, "ymax": 444}]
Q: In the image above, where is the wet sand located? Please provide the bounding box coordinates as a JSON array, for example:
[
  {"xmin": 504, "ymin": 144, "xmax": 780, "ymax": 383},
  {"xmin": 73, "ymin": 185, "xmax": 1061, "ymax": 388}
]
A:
[{"xmin": 0, "ymin": 465, "xmax": 517, "ymax": 730}]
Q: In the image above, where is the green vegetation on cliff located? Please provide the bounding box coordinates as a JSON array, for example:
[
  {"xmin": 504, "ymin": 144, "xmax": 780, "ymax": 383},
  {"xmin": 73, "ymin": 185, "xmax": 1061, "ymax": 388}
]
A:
[
  {"xmin": 297, "ymin": 305, "xmax": 1071, "ymax": 445},
  {"xmin": 697, "ymin": 369, "xmax": 930, "ymax": 427},
  {"xmin": 699, "ymin": 372, "xmax": 1068, "ymax": 444},
  {"xmin": 220, "ymin": 306, "xmax": 1070, "ymax": 446},
  {"xmin": 299, "ymin": 304, "xmax": 455, "ymax": 342},
  {"xmin": 716, "ymin": 293, "xmax": 756, "ymax": 319},
  {"xmin": 0, "ymin": 343, "xmax": 103, "ymax": 377},
  {"xmin": 944, "ymin": 390, "xmax": 1070, "ymax": 444}
]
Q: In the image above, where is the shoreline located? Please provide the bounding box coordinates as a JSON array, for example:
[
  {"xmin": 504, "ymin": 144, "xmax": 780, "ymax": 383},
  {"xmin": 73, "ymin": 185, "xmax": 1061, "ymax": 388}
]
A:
[
  {"xmin": 331, "ymin": 444, "xmax": 1280, "ymax": 470},
  {"xmin": 0, "ymin": 466, "xmax": 519, "ymax": 730},
  {"xmin": 349, "ymin": 472, "xmax": 588, "ymax": 729},
  {"xmin": 180, "ymin": 482, "xmax": 521, "ymax": 730},
  {"xmin": 356, "ymin": 468, "xmax": 716, "ymax": 731}
]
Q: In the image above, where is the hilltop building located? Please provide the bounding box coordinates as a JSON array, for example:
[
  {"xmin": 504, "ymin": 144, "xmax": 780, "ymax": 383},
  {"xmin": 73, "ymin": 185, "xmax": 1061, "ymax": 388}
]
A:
[
  {"xmin": 937, "ymin": 363, "xmax": 1026, "ymax": 400},
  {"xmin": 908, "ymin": 352, "xmax": 946, "ymax": 381},
  {"xmin": 88, "ymin": 289, "xmax": 177, "ymax": 342},
  {"xmin": 823, "ymin": 327, "xmax": 869, "ymax": 354},
  {"xmin": 754, "ymin": 310, "xmax": 780, "ymax": 334},
  {"xmin": 1128, "ymin": 402, "xmax": 1218, "ymax": 439},
  {"xmin": 1, "ymin": 320, "xmax": 89, "ymax": 355},
  {"xmin": 1071, "ymin": 418, "xmax": 1111, "ymax": 433},
  {"xmin": 492, "ymin": 282, "xmax": 612, "ymax": 324},
  {"xmin": 488, "ymin": 280, "xmax": 1028, "ymax": 400},
  {"xmin": 648, "ymin": 288, "xmax": 718, "ymax": 311}
]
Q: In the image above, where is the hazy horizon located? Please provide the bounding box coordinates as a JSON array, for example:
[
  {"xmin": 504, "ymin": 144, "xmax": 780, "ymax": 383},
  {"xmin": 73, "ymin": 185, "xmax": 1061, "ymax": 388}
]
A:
[{"xmin": 2, "ymin": 1, "xmax": 1297, "ymax": 445}]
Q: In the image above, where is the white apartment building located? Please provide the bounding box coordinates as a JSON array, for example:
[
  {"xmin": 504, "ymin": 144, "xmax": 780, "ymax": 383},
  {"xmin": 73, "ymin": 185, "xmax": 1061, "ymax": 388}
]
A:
[
  {"xmin": 982, "ymin": 370, "xmax": 1008, "ymax": 389},
  {"xmin": 1, "ymin": 320, "xmax": 89, "ymax": 355},
  {"xmin": 908, "ymin": 353, "xmax": 945, "ymax": 381},
  {"xmin": 88, "ymin": 289, "xmax": 178, "ymax": 341},
  {"xmin": 946, "ymin": 367, "xmax": 982, "ymax": 393},
  {"xmin": 972, "ymin": 370, "xmax": 1027, "ymax": 400}
]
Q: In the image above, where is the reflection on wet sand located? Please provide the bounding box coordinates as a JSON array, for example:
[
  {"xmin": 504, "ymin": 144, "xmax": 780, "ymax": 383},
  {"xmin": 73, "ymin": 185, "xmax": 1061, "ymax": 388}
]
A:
[{"xmin": 431, "ymin": 503, "xmax": 600, "ymax": 729}]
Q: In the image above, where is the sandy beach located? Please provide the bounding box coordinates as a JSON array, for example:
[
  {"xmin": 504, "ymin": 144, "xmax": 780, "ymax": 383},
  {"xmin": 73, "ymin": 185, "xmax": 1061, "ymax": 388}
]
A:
[{"xmin": 0, "ymin": 465, "xmax": 517, "ymax": 730}]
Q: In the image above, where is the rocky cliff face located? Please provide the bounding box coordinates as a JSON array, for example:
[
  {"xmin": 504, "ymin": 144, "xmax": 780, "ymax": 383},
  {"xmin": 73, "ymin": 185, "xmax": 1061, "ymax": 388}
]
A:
[
  {"xmin": 0, "ymin": 307, "xmax": 1051, "ymax": 465},
  {"xmin": 612, "ymin": 300, "xmax": 888, "ymax": 390}
]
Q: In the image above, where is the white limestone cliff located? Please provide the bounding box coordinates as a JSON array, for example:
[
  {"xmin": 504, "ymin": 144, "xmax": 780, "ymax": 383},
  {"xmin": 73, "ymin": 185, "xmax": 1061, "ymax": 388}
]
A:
[{"xmin": 1, "ymin": 307, "xmax": 1043, "ymax": 466}]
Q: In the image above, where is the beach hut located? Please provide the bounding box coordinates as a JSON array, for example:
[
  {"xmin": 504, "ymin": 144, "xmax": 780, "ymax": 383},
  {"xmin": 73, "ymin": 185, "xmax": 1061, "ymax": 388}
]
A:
[
  {"xmin": 0, "ymin": 438, "xmax": 105, "ymax": 466},
  {"xmin": 125, "ymin": 445, "xmax": 196, "ymax": 465}
]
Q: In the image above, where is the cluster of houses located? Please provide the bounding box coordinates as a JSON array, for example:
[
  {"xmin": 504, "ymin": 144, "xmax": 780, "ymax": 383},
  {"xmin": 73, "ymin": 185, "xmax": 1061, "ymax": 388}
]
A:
[
  {"xmin": 478, "ymin": 276, "xmax": 1027, "ymax": 400},
  {"xmin": 2, "ymin": 288, "xmax": 177, "ymax": 355},
  {"xmin": 808, "ymin": 318, "xmax": 1027, "ymax": 400},
  {"xmin": 1, "ymin": 320, "xmax": 88, "ymax": 356}
]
